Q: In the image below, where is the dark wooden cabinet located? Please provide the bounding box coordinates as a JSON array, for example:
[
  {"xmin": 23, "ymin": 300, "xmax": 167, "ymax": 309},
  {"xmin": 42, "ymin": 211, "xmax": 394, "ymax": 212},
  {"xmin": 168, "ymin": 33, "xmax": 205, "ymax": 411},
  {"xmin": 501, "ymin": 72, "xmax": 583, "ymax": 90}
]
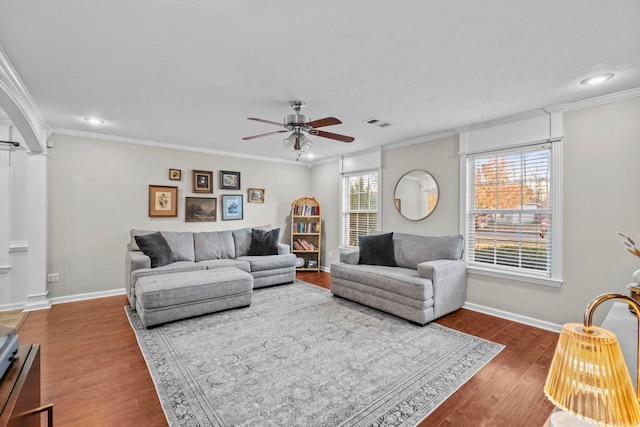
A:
[{"xmin": 0, "ymin": 345, "xmax": 45, "ymax": 427}]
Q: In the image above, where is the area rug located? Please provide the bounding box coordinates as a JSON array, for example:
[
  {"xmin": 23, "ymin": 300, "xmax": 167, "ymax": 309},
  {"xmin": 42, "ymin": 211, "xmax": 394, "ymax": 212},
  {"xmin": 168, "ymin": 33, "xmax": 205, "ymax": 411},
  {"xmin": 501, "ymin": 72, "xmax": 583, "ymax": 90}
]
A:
[{"xmin": 126, "ymin": 281, "xmax": 503, "ymax": 426}]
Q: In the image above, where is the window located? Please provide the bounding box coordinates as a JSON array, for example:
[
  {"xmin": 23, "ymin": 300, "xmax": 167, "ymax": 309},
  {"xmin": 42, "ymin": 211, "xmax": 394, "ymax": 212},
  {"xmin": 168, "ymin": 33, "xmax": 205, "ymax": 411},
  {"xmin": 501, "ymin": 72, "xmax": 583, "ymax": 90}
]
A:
[
  {"xmin": 464, "ymin": 142, "xmax": 561, "ymax": 284},
  {"xmin": 341, "ymin": 170, "xmax": 380, "ymax": 247}
]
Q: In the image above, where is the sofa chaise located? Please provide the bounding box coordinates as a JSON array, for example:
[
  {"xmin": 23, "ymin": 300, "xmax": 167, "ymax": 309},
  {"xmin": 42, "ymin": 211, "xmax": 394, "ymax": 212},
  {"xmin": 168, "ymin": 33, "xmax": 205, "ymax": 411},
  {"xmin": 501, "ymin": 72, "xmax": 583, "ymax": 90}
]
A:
[
  {"xmin": 330, "ymin": 232, "xmax": 467, "ymax": 325},
  {"xmin": 125, "ymin": 226, "xmax": 296, "ymax": 326}
]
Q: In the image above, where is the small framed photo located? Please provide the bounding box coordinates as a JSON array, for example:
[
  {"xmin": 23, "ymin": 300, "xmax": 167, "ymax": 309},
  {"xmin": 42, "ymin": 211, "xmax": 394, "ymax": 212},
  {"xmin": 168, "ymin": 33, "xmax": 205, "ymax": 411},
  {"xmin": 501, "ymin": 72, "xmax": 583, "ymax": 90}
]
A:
[
  {"xmin": 220, "ymin": 170, "xmax": 241, "ymax": 190},
  {"xmin": 149, "ymin": 185, "xmax": 178, "ymax": 217},
  {"xmin": 248, "ymin": 188, "xmax": 265, "ymax": 203},
  {"xmin": 185, "ymin": 197, "xmax": 217, "ymax": 222},
  {"xmin": 221, "ymin": 194, "xmax": 243, "ymax": 220},
  {"xmin": 169, "ymin": 169, "xmax": 182, "ymax": 181},
  {"xmin": 192, "ymin": 170, "xmax": 213, "ymax": 193}
]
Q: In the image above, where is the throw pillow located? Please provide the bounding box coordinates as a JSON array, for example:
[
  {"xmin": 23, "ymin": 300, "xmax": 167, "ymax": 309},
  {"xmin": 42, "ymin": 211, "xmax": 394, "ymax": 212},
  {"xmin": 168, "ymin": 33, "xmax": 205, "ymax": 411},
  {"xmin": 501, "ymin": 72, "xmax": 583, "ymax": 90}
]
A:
[
  {"xmin": 247, "ymin": 228, "xmax": 280, "ymax": 256},
  {"xmin": 134, "ymin": 232, "xmax": 174, "ymax": 268},
  {"xmin": 358, "ymin": 232, "xmax": 397, "ymax": 266}
]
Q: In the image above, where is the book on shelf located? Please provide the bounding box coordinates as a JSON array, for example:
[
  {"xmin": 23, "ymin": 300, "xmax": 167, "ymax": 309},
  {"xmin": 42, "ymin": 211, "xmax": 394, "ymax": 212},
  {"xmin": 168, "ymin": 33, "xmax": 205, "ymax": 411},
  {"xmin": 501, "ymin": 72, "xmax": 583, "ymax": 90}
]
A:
[
  {"xmin": 294, "ymin": 239, "xmax": 317, "ymax": 251},
  {"xmin": 294, "ymin": 204, "xmax": 320, "ymax": 216},
  {"xmin": 294, "ymin": 222, "xmax": 318, "ymax": 233}
]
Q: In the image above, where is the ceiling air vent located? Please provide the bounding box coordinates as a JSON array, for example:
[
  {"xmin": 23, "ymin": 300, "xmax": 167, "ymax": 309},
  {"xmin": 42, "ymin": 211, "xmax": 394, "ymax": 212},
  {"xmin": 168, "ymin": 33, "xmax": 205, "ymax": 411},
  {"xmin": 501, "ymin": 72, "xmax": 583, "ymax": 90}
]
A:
[{"xmin": 363, "ymin": 118, "xmax": 390, "ymax": 128}]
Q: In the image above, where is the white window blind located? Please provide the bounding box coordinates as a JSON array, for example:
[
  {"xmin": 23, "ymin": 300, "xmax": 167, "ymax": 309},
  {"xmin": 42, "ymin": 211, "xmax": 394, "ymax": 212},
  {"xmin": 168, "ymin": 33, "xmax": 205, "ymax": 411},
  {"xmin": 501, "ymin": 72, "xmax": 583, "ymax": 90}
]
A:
[
  {"xmin": 341, "ymin": 170, "xmax": 379, "ymax": 247},
  {"xmin": 467, "ymin": 143, "xmax": 552, "ymax": 276}
]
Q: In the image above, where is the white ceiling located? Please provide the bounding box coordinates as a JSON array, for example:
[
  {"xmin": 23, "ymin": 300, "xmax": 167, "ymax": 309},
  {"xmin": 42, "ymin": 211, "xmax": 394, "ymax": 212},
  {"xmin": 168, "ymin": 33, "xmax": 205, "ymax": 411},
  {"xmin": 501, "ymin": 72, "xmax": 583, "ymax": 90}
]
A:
[{"xmin": 0, "ymin": 1, "xmax": 639, "ymax": 163}]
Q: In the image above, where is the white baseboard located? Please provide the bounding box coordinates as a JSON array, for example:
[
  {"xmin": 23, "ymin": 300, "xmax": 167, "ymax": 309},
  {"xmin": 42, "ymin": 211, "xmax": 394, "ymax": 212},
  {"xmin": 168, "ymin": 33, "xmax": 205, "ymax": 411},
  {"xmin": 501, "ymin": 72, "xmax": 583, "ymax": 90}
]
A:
[
  {"xmin": 0, "ymin": 302, "xmax": 26, "ymax": 312},
  {"xmin": 49, "ymin": 288, "xmax": 126, "ymax": 306},
  {"xmin": 463, "ymin": 301, "xmax": 562, "ymax": 333}
]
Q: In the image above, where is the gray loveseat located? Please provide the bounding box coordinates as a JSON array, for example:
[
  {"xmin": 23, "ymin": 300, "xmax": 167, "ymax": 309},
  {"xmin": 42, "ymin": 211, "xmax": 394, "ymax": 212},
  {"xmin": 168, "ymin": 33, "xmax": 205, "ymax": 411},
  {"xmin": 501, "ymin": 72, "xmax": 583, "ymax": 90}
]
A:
[
  {"xmin": 125, "ymin": 226, "xmax": 296, "ymax": 311},
  {"xmin": 330, "ymin": 232, "xmax": 467, "ymax": 325}
]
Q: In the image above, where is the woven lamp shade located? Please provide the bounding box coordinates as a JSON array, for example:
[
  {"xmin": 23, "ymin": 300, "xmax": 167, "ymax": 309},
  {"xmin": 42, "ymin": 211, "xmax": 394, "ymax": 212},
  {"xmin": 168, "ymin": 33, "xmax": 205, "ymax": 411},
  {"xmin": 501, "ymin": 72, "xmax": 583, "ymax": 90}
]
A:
[{"xmin": 544, "ymin": 323, "xmax": 640, "ymax": 426}]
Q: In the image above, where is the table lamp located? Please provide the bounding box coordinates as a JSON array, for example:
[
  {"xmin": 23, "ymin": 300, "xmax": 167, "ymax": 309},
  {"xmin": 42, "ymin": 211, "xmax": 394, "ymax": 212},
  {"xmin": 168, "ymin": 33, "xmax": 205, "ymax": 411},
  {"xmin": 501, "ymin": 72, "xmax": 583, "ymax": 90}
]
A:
[{"xmin": 544, "ymin": 293, "xmax": 640, "ymax": 426}]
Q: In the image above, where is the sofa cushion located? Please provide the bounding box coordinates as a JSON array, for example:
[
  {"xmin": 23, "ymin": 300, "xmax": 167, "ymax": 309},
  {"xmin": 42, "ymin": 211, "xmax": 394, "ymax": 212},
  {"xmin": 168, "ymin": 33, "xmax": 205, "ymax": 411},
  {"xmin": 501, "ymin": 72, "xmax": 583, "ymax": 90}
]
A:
[
  {"xmin": 232, "ymin": 225, "xmax": 272, "ymax": 257},
  {"xmin": 131, "ymin": 261, "xmax": 205, "ymax": 283},
  {"xmin": 134, "ymin": 232, "xmax": 174, "ymax": 268},
  {"xmin": 161, "ymin": 231, "xmax": 195, "ymax": 262},
  {"xmin": 197, "ymin": 258, "xmax": 251, "ymax": 273},
  {"xmin": 358, "ymin": 232, "xmax": 397, "ymax": 267},
  {"xmin": 237, "ymin": 254, "xmax": 297, "ymax": 272},
  {"xmin": 393, "ymin": 233, "xmax": 464, "ymax": 269},
  {"xmin": 194, "ymin": 230, "xmax": 235, "ymax": 261},
  {"xmin": 331, "ymin": 262, "xmax": 433, "ymax": 301},
  {"xmin": 248, "ymin": 228, "xmax": 280, "ymax": 256}
]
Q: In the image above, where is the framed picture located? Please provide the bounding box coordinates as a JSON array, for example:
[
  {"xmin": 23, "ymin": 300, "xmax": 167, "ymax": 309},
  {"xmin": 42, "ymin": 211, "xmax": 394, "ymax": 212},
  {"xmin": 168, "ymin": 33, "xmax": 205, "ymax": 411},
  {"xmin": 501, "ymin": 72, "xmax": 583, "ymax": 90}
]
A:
[
  {"xmin": 220, "ymin": 170, "xmax": 241, "ymax": 190},
  {"xmin": 221, "ymin": 194, "xmax": 243, "ymax": 220},
  {"xmin": 248, "ymin": 188, "xmax": 265, "ymax": 203},
  {"xmin": 169, "ymin": 169, "xmax": 182, "ymax": 181},
  {"xmin": 149, "ymin": 185, "xmax": 178, "ymax": 217},
  {"xmin": 192, "ymin": 170, "xmax": 213, "ymax": 193},
  {"xmin": 185, "ymin": 197, "xmax": 217, "ymax": 222}
]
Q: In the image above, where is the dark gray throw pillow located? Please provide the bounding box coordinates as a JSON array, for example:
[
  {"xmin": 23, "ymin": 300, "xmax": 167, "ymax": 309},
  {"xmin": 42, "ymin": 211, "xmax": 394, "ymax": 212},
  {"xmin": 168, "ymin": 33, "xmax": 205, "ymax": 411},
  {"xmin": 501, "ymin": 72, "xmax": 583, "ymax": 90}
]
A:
[
  {"xmin": 358, "ymin": 232, "xmax": 397, "ymax": 266},
  {"xmin": 247, "ymin": 228, "xmax": 280, "ymax": 256},
  {"xmin": 134, "ymin": 232, "xmax": 174, "ymax": 268}
]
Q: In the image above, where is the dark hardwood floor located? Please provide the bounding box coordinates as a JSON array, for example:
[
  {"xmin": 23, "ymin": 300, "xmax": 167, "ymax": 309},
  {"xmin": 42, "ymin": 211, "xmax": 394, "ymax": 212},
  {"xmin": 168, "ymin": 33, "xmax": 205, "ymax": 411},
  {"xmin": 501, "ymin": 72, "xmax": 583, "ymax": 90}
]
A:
[{"xmin": 15, "ymin": 271, "xmax": 556, "ymax": 426}]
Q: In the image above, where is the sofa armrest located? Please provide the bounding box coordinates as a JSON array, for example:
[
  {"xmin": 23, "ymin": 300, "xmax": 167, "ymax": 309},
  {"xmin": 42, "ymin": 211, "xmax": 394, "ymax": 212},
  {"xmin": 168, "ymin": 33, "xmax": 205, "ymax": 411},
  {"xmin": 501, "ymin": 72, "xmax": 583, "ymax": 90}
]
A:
[
  {"xmin": 340, "ymin": 249, "xmax": 359, "ymax": 265},
  {"xmin": 125, "ymin": 251, "xmax": 151, "ymax": 307},
  {"xmin": 128, "ymin": 251, "xmax": 151, "ymax": 271},
  {"xmin": 277, "ymin": 243, "xmax": 291, "ymax": 255},
  {"xmin": 418, "ymin": 259, "xmax": 468, "ymax": 318}
]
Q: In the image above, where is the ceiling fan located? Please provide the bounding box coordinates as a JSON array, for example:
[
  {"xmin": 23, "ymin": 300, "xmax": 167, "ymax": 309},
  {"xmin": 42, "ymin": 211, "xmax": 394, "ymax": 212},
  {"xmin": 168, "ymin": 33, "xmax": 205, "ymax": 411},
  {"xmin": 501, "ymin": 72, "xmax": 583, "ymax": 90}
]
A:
[{"xmin": 242, "ymin": 101, "xmax": 355, "ymax": 152}]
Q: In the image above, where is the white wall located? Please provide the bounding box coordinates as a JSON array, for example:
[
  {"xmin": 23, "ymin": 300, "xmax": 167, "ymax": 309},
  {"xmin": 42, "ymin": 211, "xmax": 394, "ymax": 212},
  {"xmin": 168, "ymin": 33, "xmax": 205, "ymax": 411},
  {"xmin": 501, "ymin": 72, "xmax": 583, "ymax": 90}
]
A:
[{"xmin": 45, "ymin": 133, "xmax": 311, "ymax": 299}]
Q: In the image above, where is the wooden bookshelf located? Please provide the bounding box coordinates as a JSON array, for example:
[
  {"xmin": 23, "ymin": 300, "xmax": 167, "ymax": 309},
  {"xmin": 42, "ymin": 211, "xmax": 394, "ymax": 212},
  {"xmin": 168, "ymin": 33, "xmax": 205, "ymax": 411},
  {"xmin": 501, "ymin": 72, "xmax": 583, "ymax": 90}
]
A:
[{"xmin": 291, "ymin": 196, "xmax": 321, "ymax": 272}]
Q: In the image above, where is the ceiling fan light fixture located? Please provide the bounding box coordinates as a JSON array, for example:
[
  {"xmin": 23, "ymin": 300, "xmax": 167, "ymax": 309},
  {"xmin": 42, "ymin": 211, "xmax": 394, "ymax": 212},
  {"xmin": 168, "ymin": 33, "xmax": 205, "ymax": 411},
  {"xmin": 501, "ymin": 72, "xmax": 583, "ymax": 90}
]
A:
[{"xmin": 283, "ymin": 132, "xmax": 312, "ymax": 152}]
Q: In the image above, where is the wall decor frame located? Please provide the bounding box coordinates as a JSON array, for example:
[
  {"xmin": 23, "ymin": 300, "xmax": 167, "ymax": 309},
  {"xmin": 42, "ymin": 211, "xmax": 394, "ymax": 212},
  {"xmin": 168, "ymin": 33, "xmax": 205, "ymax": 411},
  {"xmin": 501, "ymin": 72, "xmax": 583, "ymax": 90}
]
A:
[
  {"xmin": 248, "ymin": 188, "xmax": 265, "ymax": 203},
  {"xmin": 220, "ymin": 170, "xmax": 241, "ymax": 190},
  {"xmin": 185, "ymin": 197, "xmax": 217, "ymax": 222},
  {"xmin": 192, "ymin": 170, "xmax": 213, "ymax": 193},
  {"xmin": 169, "ymin": 169, "xmax": 182, "ymax": 181},
  {"xmin": 221, "ymin": 194, "xmax": 243, "ymax": 220},
  {"xmin": 149, "ymin": 185, "xmax": 178, "ymax": 217}
]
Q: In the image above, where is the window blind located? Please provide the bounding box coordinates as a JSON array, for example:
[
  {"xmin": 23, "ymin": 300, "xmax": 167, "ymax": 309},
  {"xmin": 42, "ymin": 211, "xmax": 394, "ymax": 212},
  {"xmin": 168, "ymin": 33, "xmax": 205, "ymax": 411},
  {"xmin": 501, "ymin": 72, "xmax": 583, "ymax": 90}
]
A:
[
  {"xmin": 467, "ymin": 143, "xmax": 552, "ymax": 275},
  {"xmin": 341, "ymin": 171, "xmax": 379, "ymax": 247}
]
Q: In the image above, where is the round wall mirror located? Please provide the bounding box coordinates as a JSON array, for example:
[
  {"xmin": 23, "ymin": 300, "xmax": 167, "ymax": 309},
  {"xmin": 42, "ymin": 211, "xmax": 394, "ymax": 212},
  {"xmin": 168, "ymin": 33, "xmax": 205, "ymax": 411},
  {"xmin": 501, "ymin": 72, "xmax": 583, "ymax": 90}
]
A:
[{"xmin": 393, "ymin": 170, "xmax": 439, "ymax": 220}]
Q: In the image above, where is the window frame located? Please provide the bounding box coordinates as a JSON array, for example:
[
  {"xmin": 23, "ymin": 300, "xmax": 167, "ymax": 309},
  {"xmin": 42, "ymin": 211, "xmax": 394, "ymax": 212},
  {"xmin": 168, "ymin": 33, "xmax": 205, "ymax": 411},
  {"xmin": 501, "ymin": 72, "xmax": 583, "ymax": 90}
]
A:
[
  {"xmin": 460, "ymin": 139, "xmax": 563, "ymax": 287},
  {"xmin": 340, "ymin": 169, "xmax": 381, "ymax": 248}
]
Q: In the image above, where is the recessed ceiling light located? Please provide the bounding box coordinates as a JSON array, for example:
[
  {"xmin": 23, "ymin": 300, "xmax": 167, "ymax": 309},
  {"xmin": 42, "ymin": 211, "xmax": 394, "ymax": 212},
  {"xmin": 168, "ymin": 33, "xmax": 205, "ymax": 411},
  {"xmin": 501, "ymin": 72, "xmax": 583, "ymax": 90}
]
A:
[
  {"xmin": 84, "ymin": 117, "xmax": 105, "ymax": 125},
  {"xmin": 580, "ymin": 73, "xmax": 615, "ymax": 86}
]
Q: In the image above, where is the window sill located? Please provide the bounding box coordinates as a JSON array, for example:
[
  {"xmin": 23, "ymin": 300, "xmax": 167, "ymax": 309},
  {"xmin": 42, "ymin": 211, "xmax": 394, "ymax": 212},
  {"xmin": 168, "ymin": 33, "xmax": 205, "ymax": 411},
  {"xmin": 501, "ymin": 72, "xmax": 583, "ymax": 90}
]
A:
[{"xmin": 467, "ymin": 265, "xmax": 562, "ymax": 288}]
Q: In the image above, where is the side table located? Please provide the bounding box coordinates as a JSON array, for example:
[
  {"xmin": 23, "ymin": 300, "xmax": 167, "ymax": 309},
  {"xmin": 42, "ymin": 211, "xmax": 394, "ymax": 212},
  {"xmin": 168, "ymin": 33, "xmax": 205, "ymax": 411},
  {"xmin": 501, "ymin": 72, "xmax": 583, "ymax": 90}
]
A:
[{"xmin": 0, "ymin": 345, "xmax": 52, "ymax": 426}]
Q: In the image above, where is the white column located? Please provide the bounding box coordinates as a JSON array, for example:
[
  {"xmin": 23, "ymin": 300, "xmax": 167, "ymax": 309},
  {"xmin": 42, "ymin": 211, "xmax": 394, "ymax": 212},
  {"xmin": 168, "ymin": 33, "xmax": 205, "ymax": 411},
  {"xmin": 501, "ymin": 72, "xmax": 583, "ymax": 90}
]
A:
[
  {"xmin": 0, "ymin": 145, "xmax": 10, "ymax": 274},
  {"xmin": 23, "ymin": 152, "xmax": 50, "ymax": 310}
]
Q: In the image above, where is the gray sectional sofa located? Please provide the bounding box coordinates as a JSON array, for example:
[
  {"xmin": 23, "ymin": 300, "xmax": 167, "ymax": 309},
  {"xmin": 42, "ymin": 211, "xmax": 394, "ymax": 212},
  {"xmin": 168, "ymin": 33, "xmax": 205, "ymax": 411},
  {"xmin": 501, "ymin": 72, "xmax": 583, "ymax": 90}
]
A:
[
  {"xmin": 125, "ymin": 226, "xmax": 296, "ymax": 326},
  {"xmin": 330, "ymin": 232, "xmax": 467, "ymax": 325}
]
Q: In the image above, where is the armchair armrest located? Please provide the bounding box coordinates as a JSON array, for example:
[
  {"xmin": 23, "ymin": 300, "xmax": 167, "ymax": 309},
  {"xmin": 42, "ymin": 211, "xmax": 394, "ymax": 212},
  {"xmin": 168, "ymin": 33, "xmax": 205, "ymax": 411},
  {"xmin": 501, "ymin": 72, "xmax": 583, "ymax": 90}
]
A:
[
  {"xmin": 418, "ymin": 259, "xmax": 468, "ymax": 318},
  {"xmin": 277, "ymin": 243, "xmax": 291, "ymax": 255},
  {"xmin": 340, "ymin": 249, "xmax": 359, "ymax": 265}
]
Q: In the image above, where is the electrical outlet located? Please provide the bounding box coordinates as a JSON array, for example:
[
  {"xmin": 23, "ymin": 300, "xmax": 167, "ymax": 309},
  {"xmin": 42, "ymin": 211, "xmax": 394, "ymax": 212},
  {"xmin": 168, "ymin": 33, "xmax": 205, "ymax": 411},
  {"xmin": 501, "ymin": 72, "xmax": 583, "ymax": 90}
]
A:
[
  {"xmin": 329, "ymin": 251, "xmax": 333, "ymax": 259},
  {"xmin": 47, "ymin": 273, "xmax": 59, "ymax": 283}
]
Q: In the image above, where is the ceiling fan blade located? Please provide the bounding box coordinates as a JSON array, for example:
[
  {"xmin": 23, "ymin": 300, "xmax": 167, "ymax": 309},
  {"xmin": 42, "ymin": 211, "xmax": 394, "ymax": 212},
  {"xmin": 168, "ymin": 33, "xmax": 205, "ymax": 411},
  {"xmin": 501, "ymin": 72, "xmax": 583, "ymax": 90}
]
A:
[
  {"xmin": 242, "ymin": 130, "xmax": 288, "ymax": 140},
  {"xmin": 306, "ymin": 117, "xmax": 342, "ymax": 128},
  {"xmin": 247, "ymin": 117, "xmax": 283, "ymax": 126},
  {"xmin": 311, "ymin": 129, "xmax": 354, "ymax": 143}
]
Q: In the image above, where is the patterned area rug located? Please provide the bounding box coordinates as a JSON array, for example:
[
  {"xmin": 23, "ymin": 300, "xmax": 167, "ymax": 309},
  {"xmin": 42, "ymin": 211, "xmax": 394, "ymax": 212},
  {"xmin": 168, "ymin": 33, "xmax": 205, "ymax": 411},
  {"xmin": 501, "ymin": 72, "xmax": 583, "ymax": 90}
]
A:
[{"xmin": 126, "ymin": 281, "xmax": 503, "ymax": 426}]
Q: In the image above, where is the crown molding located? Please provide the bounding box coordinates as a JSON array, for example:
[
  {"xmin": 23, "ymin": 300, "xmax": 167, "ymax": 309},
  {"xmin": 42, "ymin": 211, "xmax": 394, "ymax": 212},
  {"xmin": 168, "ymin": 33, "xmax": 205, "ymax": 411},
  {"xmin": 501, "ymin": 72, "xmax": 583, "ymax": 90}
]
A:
[
  {"xmin": 51, "ymin": 127, "xmax": 307, "ymax": 166},
  {"xmin": 558, "ymin": 87, "xmax": 640, "ymax": 112}
]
